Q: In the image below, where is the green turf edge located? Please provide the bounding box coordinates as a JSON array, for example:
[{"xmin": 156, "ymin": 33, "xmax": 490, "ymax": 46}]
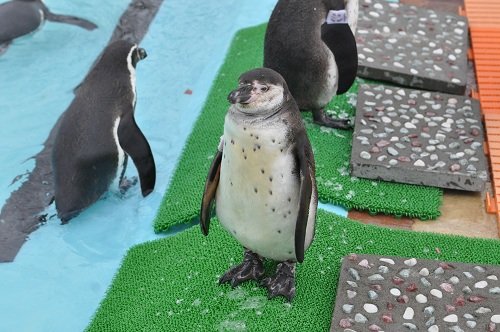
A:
[
  {"xmin": 303, "ymin": 108, "xmax": 443, "ymax": 221},
  {"xmin": 153, "ymin": 23, "xmax": 443, "ymax": 233},
  {"xmin": 87, "ymin": 210, "xmax": 500, "ymax": 332}
]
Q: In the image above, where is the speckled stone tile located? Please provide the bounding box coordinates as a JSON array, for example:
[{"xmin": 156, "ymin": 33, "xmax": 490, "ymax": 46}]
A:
[
  {"xmin": 357, "ymin": 0, "xmax": 468, "ymax": 95},
  {"xmin": 351, "ymin": 84, "xmax": 487, "ymax": 192},
  {"xmin": 330, "ymin": 254, "xmax": 500, "ymax": 332}
]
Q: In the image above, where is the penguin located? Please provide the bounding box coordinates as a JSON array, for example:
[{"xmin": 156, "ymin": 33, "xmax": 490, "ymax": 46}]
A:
[
  {"xmin": 0, "ymin": 0, "xmax": 97, "ymax": 53},
  {"xmin": 264, "ymin": 0, "xmax": 358, "ymax": 128},
  {"xmin": 52, "ymin": 40, "xmax": 155, "ymax": 223},
  {"xmin": 200, "ymin": 68, "xmax": 318, "ymax": 301}
]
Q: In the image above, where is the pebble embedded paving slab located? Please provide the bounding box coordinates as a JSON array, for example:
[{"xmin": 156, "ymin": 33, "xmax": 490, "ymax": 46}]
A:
[
  {"xmin": 356, "ymin": 0, "xmax": 468, "ymax": 95},
  {"xmin": 330, "ymin": 254, "xmax": 500, "ymax": 332},
  {"xmin": 351, "ymin": 84, "xmax": 487, "ymax": 192}
]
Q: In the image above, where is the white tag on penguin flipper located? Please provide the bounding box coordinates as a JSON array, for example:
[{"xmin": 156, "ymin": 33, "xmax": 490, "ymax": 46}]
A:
[{"xmin": 326, "ymin": 9, "xmax": 348, "ymax": 24}]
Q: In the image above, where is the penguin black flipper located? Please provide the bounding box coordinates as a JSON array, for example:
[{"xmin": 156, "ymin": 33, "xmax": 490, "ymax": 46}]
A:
[
  {"xmin": 200, "ymin": 149, "xmax": 223, "ymax": 236},
  {"xmin": 117, "ymin": 112, "xmax": 156, "ymax": 197},
  {"xmin": 321, "ymin": 23, "xmax": 358, "ymax": 95},
  {"xmin": 294, "ymin": 133, "xmax": 314, "ymax": 263},
  {"xmin": 45, "ymin": 11, "xmax": 97, "ymax": 31}
]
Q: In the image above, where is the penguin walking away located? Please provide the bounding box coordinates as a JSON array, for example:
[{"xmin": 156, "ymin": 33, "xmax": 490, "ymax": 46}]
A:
[
  {"xmin": 0, "ymin": 0, "xmax": 97, "ymax": 54},
  {"xmin": 200, "ymin": 68, "xmax": 318, "ymax": 301},
  {"xmin": 52, "ymin": 40, "xmax": 155, "ymax": 223},
  {"xmin": 264, "ymin": 0, "xmax": 358, "ymax": 128}
]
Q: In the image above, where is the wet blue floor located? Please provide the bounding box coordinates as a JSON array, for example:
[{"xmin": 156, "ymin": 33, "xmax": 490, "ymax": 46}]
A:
[{"xmin": 0, "ymin": 1, "xmax": 347, "ymax": 331}]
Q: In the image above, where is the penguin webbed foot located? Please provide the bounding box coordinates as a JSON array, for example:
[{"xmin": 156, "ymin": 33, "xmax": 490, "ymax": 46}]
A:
[
  {"xmin": 119, "ymin": 176, "xmax": 138, "ymax": 194},
  {"xmin": 219, "ymin": 250, "xmax": 265, "ymax": 287},
  {"xmin": 0, "ymin": 41, "xmax": 11, "ymax": 56},
  {"xmin": 312, "ymin": 109, "xmax": 352, "ymax": 129},
  {"xmin": 261, "ymin": 261, "xmax": 296, "ymax": 302}
]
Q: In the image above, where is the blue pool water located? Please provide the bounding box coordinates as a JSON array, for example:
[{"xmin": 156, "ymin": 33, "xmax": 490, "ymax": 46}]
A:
[{"xmin": 0, "ymin": 1, "xmax": 347, "ymax": 331}]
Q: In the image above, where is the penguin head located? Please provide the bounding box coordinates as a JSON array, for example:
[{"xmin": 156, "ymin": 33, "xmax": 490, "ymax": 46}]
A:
[
  {"xmin": 130, "ymin": 46, "xmax": 147, "ymax": 68},
  {"xmin": 93, "ymin": 40, "xmax": 147, "ymax": 72},
  {"xmin": 228, "ymin": 68, "xmax": 290, "ymax": 116}
]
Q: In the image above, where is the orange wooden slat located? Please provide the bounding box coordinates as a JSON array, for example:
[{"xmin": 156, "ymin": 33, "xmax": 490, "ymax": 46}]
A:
[
  {"xmin": 486, "ymin": 127, "xmax": 500, "ymax": 135},
  {"xmin": 483, "ymin": 109, "xmax": 500, "ymax": 115},
  {"xmin": 484, "ymin": 113, "xmax": 500, "ymax": 120},
  {"xmin": 465, "ymin": 0, "xmax": 500, "ymax": 230},
  {"xmin": 480, "ymin": 96, "xmax": 500, "ymax": 103}
]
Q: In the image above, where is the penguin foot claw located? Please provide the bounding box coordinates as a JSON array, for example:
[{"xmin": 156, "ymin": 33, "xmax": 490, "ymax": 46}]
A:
[
  {"xmin": 312, "ymin": 109, "xmax": 352, "ymax": 129},
  {"xmin": 219, "ymin": 250, "xmax": 265, "ymax": 287},
  {"xmin": 119, "ymin": 176, "xmax": 138, "ymax": 194},
  {"xmin": 261, "ymin": 261, "xmax": 296, "ymax": 302},
  {"xmin": 0, "ymin": 41, "xmax": 11, "ymax": 56}
]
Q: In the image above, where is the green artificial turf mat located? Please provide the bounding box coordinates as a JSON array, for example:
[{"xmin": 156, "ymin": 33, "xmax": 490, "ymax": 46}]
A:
[
  {"xmin": 153, "ymin": 24, "xmax": 442, "ymax": 233},
  {"xmin": 87, "ymin": 210, "xmax": 500, "ymax": 331}
]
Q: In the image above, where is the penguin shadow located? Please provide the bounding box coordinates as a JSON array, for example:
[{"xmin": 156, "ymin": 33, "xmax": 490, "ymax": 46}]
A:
[{"xmin": 0, "ymin": 0, "xmax": 97, "ymax": 55}]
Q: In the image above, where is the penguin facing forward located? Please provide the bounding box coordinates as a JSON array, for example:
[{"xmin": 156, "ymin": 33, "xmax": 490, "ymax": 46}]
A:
[
  {"xmin": 0, "ymin": 0, "xmax": 97, "ymax": 53},
  {"xmin": 52, "ymin": 40, "xmax": 155, "ymax": 223},
  {"xmin": 200, "ymin": 68, "xmax": 318, "ymax": 301},
  {"xmin": 264, "ymin": 0, "xmax": 358, "ymax": 128}
]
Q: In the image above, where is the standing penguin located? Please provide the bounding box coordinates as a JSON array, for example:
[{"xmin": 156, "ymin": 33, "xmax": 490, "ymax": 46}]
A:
[
  {"xmin": 52, "ymin": 40, "xmax": 155, "ymax": 223},
  {"xmin": 264, "ymin": 0, "xmax": 358, "ymax": 128},
  {"xmin": 200, "ymin": 68, "xmax": 318, "ymax": 301},
  {"xmin": 0, "ymin": 0, "xmax": 97, "ymax": 53}
]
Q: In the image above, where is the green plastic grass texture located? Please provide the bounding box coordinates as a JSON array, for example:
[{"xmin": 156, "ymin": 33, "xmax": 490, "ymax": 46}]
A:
[
  {"xmin": 153, "ymin": 24, "xmax": 442, "ymax": 233},
  {"xmin": 87, "ymin": 210, "xmax": 500, "ymax": 332}
]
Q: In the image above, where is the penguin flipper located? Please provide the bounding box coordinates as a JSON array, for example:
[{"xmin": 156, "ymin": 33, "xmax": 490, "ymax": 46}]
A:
[
  {"xmin": 200, "ymin": 149, "xmax": 222, "ymax": 236},
  {"xmin": 117, "ymin": 113, "xmax": 156, "ymax": 197},
  {"xmin": 294, "ymin": 134, "xmax": 314, "ymax": 263},
  {"xmin": 321, "ymin": 22, "xmax": 358, "ymax": 95},
  {"xmin": 45, "ymin": 12, "xmax": 97, "ymax": 31}
]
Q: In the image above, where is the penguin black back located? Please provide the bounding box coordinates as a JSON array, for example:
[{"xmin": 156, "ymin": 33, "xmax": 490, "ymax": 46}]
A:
[
  {"xmin": 264, "ymin": 0, "xmax": 358, "ymax": 128},
  {"xmin": 52, "ymin": 40, "xmax": 155, "ymax": 223}
]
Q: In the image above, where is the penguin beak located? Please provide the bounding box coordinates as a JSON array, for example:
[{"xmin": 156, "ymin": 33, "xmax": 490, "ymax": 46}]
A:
[
  {"xmin": 228, "ymin": 84, "xmax": 253, "ymax": 104},
  {"xmin": 138, "ymin": 48, "xmax": 147, "ymax": 60}
]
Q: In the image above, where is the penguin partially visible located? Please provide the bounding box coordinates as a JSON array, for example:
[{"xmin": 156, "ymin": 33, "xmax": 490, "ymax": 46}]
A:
[
  {"xmin": 52, "ymin": 40, "xmax": 155, "ymax": 223},
  {"xmin": 200, "ymin": 68, "xmax": 318, "ymax": 301},
  {"xmin": 0, "ymin": 0, "xmax": 97, "ymax": 53},
  {"xmin": 264, "ymin": 0, "xmax": 358, "ymax": 128}
]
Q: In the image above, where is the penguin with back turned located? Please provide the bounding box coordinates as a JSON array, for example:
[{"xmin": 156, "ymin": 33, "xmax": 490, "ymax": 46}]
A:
[
  {"xmin": 264, "ymin": 0, "xmax": 358, "ymax": 128},
  {"xmin": 200, "ymin": 68, "xmax": 318, "ymax": 301},
  {"xmin": 52, "ymin": 40, "xmax": 155, "ymax": 223}
]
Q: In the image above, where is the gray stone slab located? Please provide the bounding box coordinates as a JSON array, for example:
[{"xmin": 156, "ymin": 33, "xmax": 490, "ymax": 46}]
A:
[
  {"xmin": 357, "ymin": 0, "xmax": 468, "ymax": 95},
  {"xmin": 350, "ymin": 84, "xmax": 488, "ymax": 192},
  {"xmin": 330, "ymin": 254, "xmax": 500, "ymax": 332}
]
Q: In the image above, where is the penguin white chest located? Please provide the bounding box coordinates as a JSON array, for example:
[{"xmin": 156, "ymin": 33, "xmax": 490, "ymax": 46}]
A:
[
  {"xmin": 215, "ymin": 116, "xmax": 300, "ymax": 261},
  {"xmin": 317, "ymin": 47, "xmax": 339, "ymax": 107},
  {"xmin": 111, "ymin": 117, "xmax": 127, "ymax": 191}
]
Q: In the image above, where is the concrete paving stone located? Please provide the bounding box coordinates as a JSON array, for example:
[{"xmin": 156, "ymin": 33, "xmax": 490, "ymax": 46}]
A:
[
  {"xmin": 357, "ymin": 0, "xmax": 468, "ymax": 95},
  {"xmin": 351, "ymin": 84, "xmax": 488, "ymax": 191},
  {"xmin": 330, "ymin": 254, "xmax": 500, "ymax": 332}
]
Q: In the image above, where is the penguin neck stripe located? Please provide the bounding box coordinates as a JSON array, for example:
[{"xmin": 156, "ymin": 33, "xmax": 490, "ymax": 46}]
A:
[{"xmin": 127, "ymin": 45, "xmax": 138, "ymax": 106}]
